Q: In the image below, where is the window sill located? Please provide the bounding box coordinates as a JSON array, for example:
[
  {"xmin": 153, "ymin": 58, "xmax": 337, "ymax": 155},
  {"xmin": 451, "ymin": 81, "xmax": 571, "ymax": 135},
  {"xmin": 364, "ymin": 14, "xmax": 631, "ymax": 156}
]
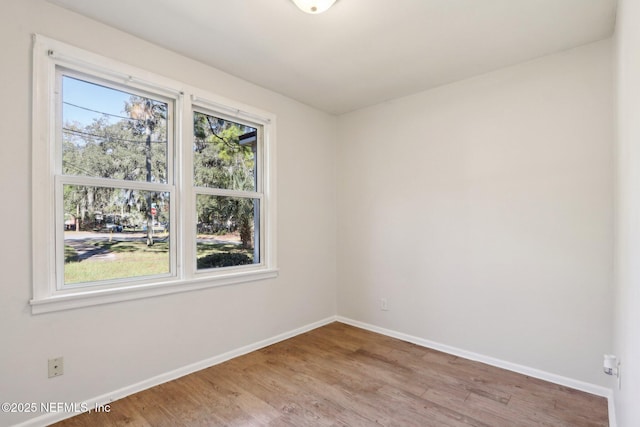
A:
[{"xmin": 30, "ymin": 268, "xmax": 279, "ymax": 314}]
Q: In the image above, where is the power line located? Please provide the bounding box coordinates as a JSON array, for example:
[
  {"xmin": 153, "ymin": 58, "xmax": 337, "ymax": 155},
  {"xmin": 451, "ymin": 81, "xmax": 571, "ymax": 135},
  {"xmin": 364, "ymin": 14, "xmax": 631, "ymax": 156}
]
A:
[
  {"xmin": 63, "ymin": 101, "xmax": 138, "ymax": 122},
  {"xmin": 63, "ymin": 127, "xmax": 167, "ymax": 144},
  {"xmin": 63, "ymin": 101, "xmax": 167, "ymax": 123},
  {"xmin": 62, "ymin": 160, "xmax": 96, "ymax": 177}
]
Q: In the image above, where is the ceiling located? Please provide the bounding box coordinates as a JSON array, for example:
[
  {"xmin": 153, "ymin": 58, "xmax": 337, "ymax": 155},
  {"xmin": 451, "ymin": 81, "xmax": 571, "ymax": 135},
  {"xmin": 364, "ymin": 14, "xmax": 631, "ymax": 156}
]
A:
[{"xmin": 48, "ymin": 0, "xmax": 617, "ymax": 115}]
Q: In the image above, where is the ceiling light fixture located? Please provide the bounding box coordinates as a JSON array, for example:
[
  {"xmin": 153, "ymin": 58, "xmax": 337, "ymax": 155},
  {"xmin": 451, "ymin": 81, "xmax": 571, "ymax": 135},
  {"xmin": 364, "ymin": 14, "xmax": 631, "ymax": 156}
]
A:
[{"xmin": 291, "ymin": 0, "xmax": 337, "ymax": 14}]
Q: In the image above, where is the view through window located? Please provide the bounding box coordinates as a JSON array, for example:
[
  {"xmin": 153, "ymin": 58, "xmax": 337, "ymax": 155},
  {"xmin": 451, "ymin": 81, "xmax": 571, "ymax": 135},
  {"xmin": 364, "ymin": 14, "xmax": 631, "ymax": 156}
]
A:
[
  {"xmin": 193, "ymin": 111, "xmax": 261, "ymax": 270},
  {"xmin": 61, "ymin": 74, "xmax": 172, "ymax": 285}
]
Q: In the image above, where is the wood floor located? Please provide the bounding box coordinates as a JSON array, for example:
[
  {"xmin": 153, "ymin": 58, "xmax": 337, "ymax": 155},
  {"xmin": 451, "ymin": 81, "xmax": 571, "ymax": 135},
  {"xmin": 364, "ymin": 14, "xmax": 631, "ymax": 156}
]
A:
[{"xmin": 52, "ymin": 322, "xmax": 608, "ymax": 426}]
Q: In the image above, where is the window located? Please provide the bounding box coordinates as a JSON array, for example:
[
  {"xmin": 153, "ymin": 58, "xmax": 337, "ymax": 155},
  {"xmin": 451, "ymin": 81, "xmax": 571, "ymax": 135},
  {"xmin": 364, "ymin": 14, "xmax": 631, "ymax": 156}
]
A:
[
  {"xmin": 60, "ymin": 73, "xmax": 174, "ymax": 286},
  {"xmin": 31, "ymin": 35, "xmax": 277, "ymax": 313},
  {"xmin": 192, "ymin": 111, "xmax": 261, "ymax": 270}
]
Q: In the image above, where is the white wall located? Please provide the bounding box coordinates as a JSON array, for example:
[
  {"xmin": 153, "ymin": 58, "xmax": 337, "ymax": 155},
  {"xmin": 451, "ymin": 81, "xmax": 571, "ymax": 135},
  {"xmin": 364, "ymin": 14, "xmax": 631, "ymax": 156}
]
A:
[
  {"xmin": 0, "ymin": 1, "xmax": 337, "ymax": 425},
  {"xmin": 614, "ymin": 0, "xmax": 640, "ymax": 425},
  {"xmin": 337, "ymin": 40, "xmax": 613, "ymax": 387}
]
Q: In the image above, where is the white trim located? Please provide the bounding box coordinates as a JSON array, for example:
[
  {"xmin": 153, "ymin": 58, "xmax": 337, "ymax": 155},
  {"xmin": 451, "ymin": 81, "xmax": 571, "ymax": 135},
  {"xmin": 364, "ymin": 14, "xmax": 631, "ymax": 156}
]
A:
[
  {"xmin": 193, "ymin": 187, "xmax": 263, "ymax": 199},
  {"xmin": 12, "ymin": 316, "xmax": 337, "ymax": 427},
  {"xmin": 32, "ymin": 34, "xmax": 57, "ymax": 302},
  {"xmin": 261, "ymin": 118, "xmax": 277, "ymax": 271},
  {"xmin": 57, "ymin": 176, "xmax": 176, "ymax": 193},
  {"xmin": 336, "ymin": 316, "xmax": 612, "ymax": 398},
  {"xmin": 608, "ymin": 391, "xmax": 617, "ymax": 427},
  {"xmin": 44, "ymin": 38, "xmax": 184, "ymax": 99},
  {"xmin": 191, "ymin": 94, "xmax": 273, "ymax": 125},
  {"xmin": 30, "ymin": 268, "xmax": 279, "ymax": 314}
]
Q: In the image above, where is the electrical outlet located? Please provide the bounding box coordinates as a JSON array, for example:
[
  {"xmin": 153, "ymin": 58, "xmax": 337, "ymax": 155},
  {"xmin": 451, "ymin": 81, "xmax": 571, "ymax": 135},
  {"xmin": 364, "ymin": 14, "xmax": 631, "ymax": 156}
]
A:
[
  {"xmin": 48, "ymin": 357, "xmax": 64, "ymax": 378},
  {"xmin": 380, "ymin": 298, "xmax": 389, "ymax": 311}
]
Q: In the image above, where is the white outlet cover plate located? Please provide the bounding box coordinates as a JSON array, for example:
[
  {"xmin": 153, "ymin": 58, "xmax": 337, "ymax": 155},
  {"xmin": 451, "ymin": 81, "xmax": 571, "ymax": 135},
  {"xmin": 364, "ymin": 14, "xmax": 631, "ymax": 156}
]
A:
[{"xmin": 48, "ymin": 357, "xmax": 64, "ymax": 378}]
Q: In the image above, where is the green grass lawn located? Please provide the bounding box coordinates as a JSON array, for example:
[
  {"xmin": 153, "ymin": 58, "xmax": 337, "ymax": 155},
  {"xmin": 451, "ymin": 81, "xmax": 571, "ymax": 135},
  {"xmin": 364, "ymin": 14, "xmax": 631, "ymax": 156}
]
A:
[
  {"xmin": 64, "ymin": 237, "xmax": 253, "ymax": 284},
  {"xmin": 64, "ymin": 240, "xmax": 170, "ymax": 284}
]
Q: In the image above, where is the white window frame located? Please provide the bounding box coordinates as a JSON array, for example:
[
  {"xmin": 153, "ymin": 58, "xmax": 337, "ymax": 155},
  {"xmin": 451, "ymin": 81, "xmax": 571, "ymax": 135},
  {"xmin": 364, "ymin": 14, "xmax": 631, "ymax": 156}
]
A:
[{"xmin": 31, "ymin": 35, "xmax": 278, "ymax": 314}]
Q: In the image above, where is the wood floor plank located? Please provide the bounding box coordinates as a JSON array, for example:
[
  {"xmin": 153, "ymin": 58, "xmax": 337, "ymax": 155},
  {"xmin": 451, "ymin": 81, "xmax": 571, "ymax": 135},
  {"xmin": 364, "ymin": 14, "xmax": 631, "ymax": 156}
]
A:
[
  {"xmin": 421, "ymin": 387, "xmax": 516, "ymax": 427},
  {"xmin": 51, "ymin": 322, "xmax": 608, "ymax": 426}
]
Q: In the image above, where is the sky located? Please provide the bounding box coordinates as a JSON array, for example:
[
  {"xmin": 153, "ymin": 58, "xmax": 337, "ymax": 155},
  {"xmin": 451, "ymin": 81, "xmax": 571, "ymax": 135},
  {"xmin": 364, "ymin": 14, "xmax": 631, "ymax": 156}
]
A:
[{"xmin": 62, "ymin": 76, "xmax": 140, "ymax": 127}]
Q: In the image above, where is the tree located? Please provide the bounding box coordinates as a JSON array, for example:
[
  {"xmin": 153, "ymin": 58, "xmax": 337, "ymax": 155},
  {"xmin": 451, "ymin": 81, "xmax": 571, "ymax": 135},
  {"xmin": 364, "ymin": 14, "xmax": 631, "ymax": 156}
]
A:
[
  {"xmin": 62, "ymin": 96, "xmax": 168, "ymax": 238},
  {"xmin": 125, "ymin": 97, "xmax": 168, "ymax": 245},
  {"xmin": 193, "ymin": 112, "xmax": 256, "ymax": 249},
  {"xmin": 61, "ymin": 93, "xmax": 256, "ymax": 254}
]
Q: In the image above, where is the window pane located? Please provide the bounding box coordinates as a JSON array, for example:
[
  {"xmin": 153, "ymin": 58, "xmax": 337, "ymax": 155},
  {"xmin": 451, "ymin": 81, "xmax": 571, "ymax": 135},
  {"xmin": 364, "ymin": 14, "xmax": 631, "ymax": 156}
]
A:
[
  {"xmin": 193, "ymin": 111, "xmax": 257, "ymax": 191},
  {"xmin": 62, "ymin": 76, "xmax": 168, "ymax": 183},
  {"xmin": 196, "ymin": 194, "xmax": 260, "ymax": 269},
  {"xmin": 63, "ymin": 184, "xmax": 170, "ymax": 285}
]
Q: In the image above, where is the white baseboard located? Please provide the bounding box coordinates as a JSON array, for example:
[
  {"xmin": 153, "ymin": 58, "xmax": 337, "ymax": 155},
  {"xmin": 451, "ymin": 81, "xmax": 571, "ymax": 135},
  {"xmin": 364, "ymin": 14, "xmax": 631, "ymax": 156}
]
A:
[
  {"xmin": 336, "ymin": 316, "xmax": 612, "ymax": 399},
  {"xmin": 13, "ymin": 316, "xmax": 337, "ymax": 427}
]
